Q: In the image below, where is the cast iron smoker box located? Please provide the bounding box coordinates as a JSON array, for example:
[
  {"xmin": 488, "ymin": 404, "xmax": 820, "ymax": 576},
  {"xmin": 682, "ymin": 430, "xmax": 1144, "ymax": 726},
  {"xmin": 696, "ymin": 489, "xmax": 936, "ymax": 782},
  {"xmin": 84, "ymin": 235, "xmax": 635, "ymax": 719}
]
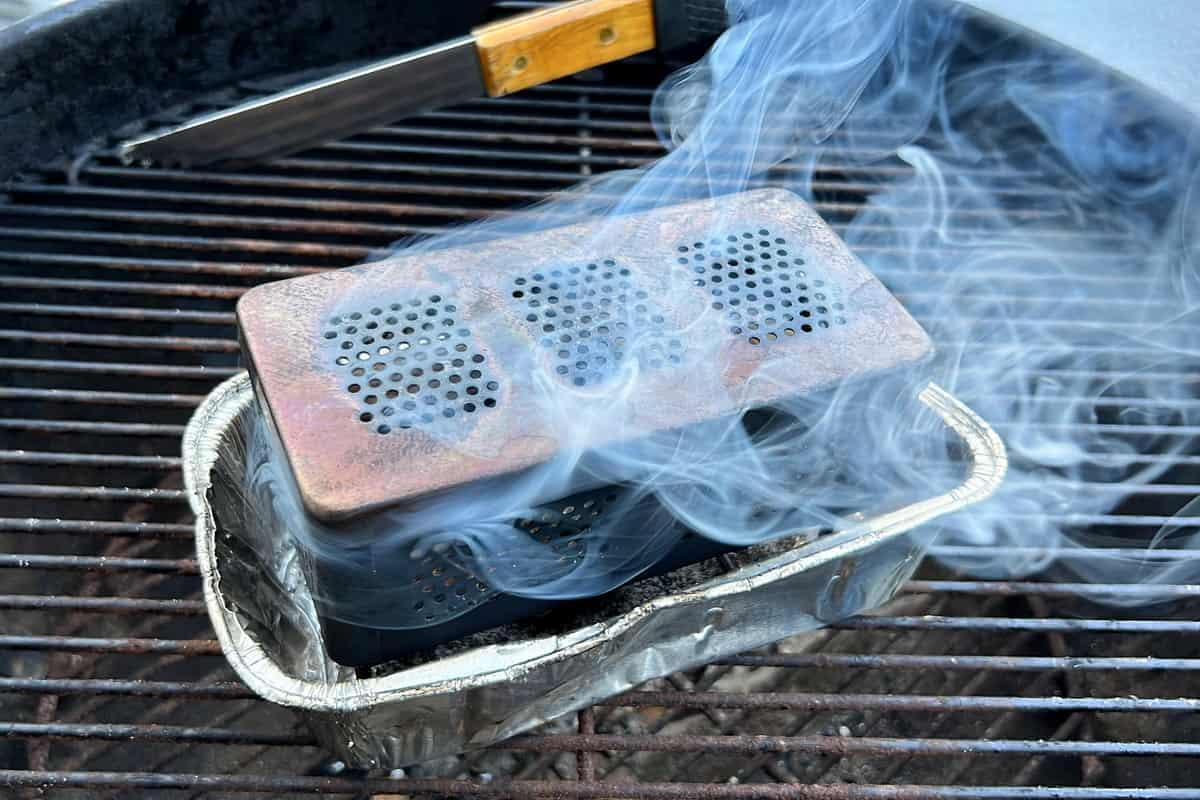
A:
[{"xmin": 235, "ymin": 188, "xmax": 945, "ymax": 667}]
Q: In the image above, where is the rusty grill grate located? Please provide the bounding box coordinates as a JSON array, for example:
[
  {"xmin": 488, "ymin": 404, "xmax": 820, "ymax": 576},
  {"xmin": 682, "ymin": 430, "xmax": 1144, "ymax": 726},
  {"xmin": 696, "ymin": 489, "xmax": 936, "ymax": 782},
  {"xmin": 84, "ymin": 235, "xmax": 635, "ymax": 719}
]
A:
[{"xmin": 1, "ymin": 5, "xmax": 1200, "ymax": 798}]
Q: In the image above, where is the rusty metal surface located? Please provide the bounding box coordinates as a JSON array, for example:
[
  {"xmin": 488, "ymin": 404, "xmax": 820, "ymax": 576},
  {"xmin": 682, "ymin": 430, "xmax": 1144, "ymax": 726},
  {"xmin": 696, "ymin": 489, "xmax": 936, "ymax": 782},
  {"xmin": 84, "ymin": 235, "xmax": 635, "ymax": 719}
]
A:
[{"xmin": 238, "ymin": 189, "xmax": 933, "ymax": 520}]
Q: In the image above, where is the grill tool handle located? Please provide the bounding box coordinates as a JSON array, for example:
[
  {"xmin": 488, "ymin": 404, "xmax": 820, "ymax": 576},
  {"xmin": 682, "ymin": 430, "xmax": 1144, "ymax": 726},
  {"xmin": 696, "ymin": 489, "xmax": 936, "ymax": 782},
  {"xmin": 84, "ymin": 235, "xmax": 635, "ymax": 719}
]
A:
[
  {"xmin": 472, "ymin": 0, "xmax": 728, "ymax": 96},
  {"xmin": 472, "ymin": 0, "xmax": 658, "ymax": 96},
  {"xmin": 119, "ymin": 0, "xmax": 730, "ymax": 167}
]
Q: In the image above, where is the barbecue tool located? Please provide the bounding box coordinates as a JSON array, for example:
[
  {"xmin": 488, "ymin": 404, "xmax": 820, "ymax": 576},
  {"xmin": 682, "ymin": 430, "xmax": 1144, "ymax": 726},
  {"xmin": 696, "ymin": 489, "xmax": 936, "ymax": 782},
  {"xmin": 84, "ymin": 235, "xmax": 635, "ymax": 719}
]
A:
[
  {"xmin": 119, "ymin": 0, "xmax": 728, "ymax": 167},
  {"xmin": 236, "ymin": 188, "xmax": 940, "ymax": 666}
]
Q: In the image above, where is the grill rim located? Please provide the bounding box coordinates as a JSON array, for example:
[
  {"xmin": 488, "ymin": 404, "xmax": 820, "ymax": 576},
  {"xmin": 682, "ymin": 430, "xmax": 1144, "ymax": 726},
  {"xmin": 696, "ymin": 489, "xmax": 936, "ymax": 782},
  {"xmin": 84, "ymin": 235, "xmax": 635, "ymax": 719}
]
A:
[{"xmin": 0, "ymin": 0, "xmax": 494, "ymax": 182}]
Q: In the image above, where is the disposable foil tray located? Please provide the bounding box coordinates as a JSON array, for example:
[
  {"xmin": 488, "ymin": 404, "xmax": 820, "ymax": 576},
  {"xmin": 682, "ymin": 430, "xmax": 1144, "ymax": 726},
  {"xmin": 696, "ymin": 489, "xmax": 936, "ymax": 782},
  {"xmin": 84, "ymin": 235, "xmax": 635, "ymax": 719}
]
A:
[{"xmin": 184, "ymin": 373, "xmax": 1006, "ymax": 769}]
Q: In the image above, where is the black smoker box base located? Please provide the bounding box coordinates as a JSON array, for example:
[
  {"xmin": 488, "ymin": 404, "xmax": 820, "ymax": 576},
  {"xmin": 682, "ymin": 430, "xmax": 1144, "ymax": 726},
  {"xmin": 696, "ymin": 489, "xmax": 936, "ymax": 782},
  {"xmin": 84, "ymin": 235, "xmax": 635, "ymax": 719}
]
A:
[
  {"xmin": 321, "ymin": 528, "xmax": 743, "ymax": 669},
  {"xmin": 235, "ymin": 189, "xmax": 935, "ymax": 668}
]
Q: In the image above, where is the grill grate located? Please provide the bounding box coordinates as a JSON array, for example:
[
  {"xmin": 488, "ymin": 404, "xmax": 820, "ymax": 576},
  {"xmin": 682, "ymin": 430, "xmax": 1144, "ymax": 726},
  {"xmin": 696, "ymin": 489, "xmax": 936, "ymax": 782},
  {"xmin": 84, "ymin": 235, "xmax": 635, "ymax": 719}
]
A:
[{"xmin": 1, "ymin": 9, "xmax": 1199, "ymax": 799}]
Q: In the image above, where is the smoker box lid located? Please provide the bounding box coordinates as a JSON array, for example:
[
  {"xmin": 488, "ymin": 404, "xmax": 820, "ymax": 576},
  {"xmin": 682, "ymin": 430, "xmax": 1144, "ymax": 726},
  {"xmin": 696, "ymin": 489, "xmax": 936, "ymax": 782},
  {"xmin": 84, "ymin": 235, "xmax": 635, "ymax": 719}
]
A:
[{"xmin": 237, "ymin": 189, "xmax": 932, "ymax": 522}]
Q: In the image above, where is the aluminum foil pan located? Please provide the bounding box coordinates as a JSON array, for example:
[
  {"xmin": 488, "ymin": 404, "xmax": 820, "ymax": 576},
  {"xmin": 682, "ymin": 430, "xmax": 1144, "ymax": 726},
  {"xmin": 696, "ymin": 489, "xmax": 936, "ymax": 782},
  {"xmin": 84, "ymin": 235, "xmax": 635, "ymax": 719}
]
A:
[{"xmin": 184, "ymin": 373, "xmax": 1006, "ymax": 768}]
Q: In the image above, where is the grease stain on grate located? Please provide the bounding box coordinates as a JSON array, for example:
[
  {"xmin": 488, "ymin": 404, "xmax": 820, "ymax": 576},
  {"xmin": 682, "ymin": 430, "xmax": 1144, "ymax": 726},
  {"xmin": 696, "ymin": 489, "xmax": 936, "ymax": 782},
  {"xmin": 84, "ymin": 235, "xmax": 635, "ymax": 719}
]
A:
[
  {"xmin": 678, "ymin": 229, "xmax": 848, "ymax": 345},
  {"xmin": 322, "ymin": 296, "xmax": 500, "ymax": 435},
  {"xmin": 511, "ymin": 261, "xmax": 683, "ymax": 386}
]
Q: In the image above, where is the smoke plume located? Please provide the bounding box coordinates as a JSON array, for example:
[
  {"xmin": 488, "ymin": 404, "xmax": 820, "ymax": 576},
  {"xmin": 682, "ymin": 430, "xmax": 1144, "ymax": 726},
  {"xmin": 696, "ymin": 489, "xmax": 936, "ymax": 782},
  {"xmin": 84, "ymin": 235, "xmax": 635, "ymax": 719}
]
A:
[{"xmin": 244, "ymin": 0, "xmax": 1199, "ymax": 629}]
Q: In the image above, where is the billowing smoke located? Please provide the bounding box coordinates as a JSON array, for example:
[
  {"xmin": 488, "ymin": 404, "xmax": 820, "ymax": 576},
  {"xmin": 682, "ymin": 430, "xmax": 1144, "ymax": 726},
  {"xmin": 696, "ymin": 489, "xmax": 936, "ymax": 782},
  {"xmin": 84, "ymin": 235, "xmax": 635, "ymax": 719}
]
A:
[
  {"xmin": 842, "ymin": 12, "xmax": 1200, "ymax": 600},
  {"xmin": 244, "ymin": 0, "xmax": 1199, "ymax": 630}
]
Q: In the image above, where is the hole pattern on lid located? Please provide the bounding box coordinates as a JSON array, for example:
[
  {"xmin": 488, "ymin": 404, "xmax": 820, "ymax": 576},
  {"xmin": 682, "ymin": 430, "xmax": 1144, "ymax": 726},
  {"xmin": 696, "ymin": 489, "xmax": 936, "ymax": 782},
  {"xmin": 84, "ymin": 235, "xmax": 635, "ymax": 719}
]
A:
[
  {"xmin": 322, "ymin": 297, "xmax": 500, "ymax": 435},
  {"xmin": 512, "ymin": 488, "xmax": 623, "ymax": 567},
  {"xmin": 677, "ymin": 228, "xmax": 848, "ymax": 346},
  {"xmin": 406, "ymin": 544, "xmax": 495, "ymax": 626},
  {"xmin": 511, "ymin": 261, "xmax": 683, "ymax": 387}
]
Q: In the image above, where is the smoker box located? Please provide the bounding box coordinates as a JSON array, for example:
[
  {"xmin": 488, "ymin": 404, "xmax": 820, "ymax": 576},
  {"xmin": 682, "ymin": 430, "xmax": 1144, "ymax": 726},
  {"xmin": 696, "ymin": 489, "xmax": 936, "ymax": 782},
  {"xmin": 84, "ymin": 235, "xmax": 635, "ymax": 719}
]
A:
[
  {"xmin": 234, "ymin": 189, "xmax": 938, "ymax": 665},
  {"xmin": 237, "ymin": 188, "xmax": 933, "ymax": 522}
]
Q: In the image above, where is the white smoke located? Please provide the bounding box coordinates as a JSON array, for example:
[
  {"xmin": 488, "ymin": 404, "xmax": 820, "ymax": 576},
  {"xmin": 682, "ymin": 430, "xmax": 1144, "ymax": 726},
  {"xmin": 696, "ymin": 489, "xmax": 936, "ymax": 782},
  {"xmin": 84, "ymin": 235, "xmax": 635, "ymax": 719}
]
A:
[{"xmin": 245, "ymin": 0, "xmax": 1200, "ymax": 629}]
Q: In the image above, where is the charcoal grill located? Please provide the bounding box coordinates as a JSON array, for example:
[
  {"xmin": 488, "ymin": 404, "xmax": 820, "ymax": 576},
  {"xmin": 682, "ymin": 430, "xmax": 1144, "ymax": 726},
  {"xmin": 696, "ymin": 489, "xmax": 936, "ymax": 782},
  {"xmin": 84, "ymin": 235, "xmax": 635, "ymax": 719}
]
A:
[{"xmin": 1, "ymin": 0, "xmax": 1199, "ymax": 797}]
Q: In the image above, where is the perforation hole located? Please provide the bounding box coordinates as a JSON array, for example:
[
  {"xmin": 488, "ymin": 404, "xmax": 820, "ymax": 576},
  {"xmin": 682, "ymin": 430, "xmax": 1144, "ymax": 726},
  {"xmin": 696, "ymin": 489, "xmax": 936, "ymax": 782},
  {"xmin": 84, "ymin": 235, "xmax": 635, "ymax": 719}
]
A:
[
  {"xmin": 679, "ymin": 229, "xmax": 848, "ymax": 345},
  {"xmin": 512, "ymin": 262, "xmax": 683, "ymax": 386},
  {"xmin": 403, "ymin": 549, "xmax": 494, "ymax": 624},
  {"xmin": 323, "ymin": 295, "xmax": 501, "ymax": 434},
  {"xmin": 513, "ymin": 488, "xmax": 626, "ymax": 565}
]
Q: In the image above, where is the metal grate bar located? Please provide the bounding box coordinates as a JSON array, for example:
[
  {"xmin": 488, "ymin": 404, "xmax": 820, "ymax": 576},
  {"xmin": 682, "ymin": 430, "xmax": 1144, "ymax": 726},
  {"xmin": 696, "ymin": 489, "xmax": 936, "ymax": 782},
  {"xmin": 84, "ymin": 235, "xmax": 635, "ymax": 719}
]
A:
[
  {"xmin": 27, "ymin": 178, "xmax": 1077, "ymax": 237},
  {"xmin": 0, "ymin": 358, "xmax": 240, "ymax": 378},
  {"xmin": 600, "ymin": 692, "xmax": 1200, "ymax": 713},
  {"xmin": 498, "ymin": 734, "xmax": 1200, "ymax": 758},
  {"xmin": 0, "ymin": 595, "xmax": 203, "ymax": 613},
  {"xmin": 0, "ymin": 275, "xmax": 247, "ymax": 298},
  {"xmin": 1, "ymin": 330, "xmax": 275, "ymax": 351},
  {"xmin": 3, "ymin": 681, "xmax": 1194, "ymax": 713},
  {"xmin": 2, "ymin": 638, "xmax": 1196, "ymax": 670},
  {"xmin": 0, "ymin": 486, "xmax": 188, "ymax": 503},
  {"xmin": 0, "ymin": 303, "xmax": 234, "ymax": 324},
  {"xmin": 908, "ymin": 581, "xmax": 1200, "ymax": 598},
  {"xmin": 0, "ymin": 518, "xmax": 193, "ymax": 536},
  {"xmin": 0, "ymin": 388, "xmax": 204, "ymax": 406},
  {"xmin": 0, "ymin": 722, "xmax": 317, "ymax": 747},
  {"xmin": 0, "ymin": 251, "xmax": 324, "ymax": 277},
  {"xmin": 833, "ymin": 616, "xmax": 1200, "ymax": 633},
  {"xmin": 3, "ymin": 725, "xmax": 1196, "ymax": 757},
  {"xmin": 0, "ymin": 635, "xmax": 221, "ymax": 655},
  {"xmin": 0, "ymin": 678, "xmax": 251, "ymax": 698},
  {"xmin": 0, "ymin": 553, "xmax": 194, "ymax": 570},
  {"xmin": 0, "ymin": 451, "xmax": 184, "ymax": 468},
  {"xmin": 720, "ymin": 654, "xmax": 1200, "ymax": 671},
  {"xmin": 928, "ymin": 544, "xmax": 1200, "ymax": 558},
  {"xmin": 0, "ymin": 419, "xmax": 187, "ymax": 435},
  {"xmin": 0, "ymin": 227, "xmax": 370, "ymax": 261},
  {"xmin": 1, "ymin": 771, "xmax": 1198, "ymax": 798},
  {"xmin": 29, "ymin": 162, "xmax": 1097, "ymax": 209}
]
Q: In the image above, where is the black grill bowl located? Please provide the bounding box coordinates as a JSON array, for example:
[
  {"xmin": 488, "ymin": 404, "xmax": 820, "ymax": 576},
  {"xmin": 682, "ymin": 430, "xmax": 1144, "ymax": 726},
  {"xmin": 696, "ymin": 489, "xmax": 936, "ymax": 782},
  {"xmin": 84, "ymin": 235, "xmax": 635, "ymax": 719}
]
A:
[{"xmin": 0, "ymin": 0, "xmax": 492, "ymax": 182}]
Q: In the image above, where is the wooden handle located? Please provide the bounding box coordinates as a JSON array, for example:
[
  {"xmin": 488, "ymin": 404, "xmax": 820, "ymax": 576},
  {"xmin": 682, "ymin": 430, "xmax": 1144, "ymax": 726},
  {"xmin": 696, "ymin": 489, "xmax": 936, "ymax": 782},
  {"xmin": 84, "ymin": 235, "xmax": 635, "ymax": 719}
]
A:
[{"xmin": 472, "ymin": 0, "xmax": 656, "ymax": 97}]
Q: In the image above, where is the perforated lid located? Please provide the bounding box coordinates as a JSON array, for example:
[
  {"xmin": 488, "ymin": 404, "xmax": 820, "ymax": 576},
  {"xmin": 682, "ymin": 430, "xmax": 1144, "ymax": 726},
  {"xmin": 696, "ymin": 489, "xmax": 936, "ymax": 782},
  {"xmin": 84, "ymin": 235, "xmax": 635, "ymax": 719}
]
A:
[
  {"xmin": 237, "ymin": 189, "xmax": 932, "ymax": 522},
  {"xmin": 319, "ymin": 295, "xmax": 500, "ymax": 435}
]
